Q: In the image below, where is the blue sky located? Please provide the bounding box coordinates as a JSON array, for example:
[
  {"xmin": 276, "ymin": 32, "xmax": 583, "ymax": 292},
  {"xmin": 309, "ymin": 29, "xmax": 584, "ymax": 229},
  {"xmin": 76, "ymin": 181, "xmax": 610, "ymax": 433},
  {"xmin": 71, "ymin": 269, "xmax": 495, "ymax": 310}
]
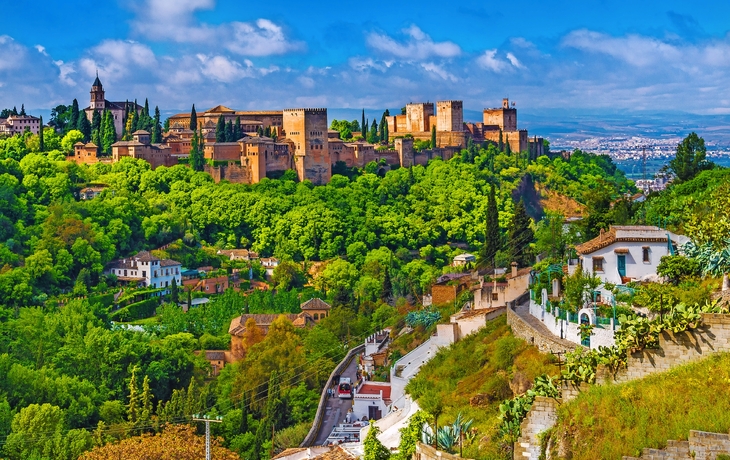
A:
[{"xmin": 2, "ymin": 0, "xmax": 730, "ymax": 118}]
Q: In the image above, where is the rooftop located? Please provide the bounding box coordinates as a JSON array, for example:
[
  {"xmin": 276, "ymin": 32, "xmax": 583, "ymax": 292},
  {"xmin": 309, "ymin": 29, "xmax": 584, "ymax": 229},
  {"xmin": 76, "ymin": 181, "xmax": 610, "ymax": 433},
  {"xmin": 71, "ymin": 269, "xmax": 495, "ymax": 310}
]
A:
[
  {"xmin": 300, "ymin": 297, "xmax": 331, "ymax": 311},
  {"xmin": 574, "ymin": 225, "xmax": 686, "ymax": 255}
]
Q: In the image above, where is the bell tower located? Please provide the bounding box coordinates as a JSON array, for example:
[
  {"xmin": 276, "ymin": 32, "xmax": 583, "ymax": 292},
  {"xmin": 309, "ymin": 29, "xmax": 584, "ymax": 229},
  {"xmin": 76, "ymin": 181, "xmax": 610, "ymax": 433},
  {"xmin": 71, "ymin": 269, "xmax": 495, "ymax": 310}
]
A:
[{"xmin": 90, "ymin": 72, "xmax": 105, "ymax": 110}]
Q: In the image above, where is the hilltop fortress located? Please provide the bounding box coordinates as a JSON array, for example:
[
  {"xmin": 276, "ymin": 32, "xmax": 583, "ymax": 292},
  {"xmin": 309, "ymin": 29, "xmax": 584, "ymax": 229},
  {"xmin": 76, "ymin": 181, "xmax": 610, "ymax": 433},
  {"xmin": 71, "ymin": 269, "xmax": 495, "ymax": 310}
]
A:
[{"xmin": 68, "ymin": 80, "xmax": 543, "ymax": 185}]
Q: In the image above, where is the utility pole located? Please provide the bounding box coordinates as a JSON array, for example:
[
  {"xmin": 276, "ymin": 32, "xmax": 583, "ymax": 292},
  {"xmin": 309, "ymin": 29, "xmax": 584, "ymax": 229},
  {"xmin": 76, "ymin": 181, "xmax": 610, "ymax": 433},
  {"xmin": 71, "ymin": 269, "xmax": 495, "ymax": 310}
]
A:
[{"xmin": 193, "ymin": 414, "xmax": 223, "ymax": 460}]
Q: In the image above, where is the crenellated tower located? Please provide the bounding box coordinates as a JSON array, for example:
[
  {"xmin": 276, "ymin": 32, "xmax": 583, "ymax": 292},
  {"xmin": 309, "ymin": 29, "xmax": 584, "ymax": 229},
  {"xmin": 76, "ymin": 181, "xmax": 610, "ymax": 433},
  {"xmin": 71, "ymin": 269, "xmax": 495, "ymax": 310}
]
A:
[{"xmin": 282, "ymin": 108, "xmax": 330, "ymax": 185}]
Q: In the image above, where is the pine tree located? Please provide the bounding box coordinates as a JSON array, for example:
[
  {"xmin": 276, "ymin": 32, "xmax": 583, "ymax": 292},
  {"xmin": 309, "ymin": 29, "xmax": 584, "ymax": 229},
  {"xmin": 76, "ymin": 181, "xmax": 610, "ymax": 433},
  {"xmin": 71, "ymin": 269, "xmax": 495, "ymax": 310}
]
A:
[
  {"xmin": 481, "ymin": 183, "xmax": 501, "ymax": 267},
  {"xmin": 127, "ymin": 367, "xmax": 140, "ymax": 424},
  {"xmin": 216, "ymin": 115, "xmax": 226, "ymax": 143},
  {"xmin": 508, "ymin": 199, "xmax": 534, "ymax": 267},
  {"xmin": 235, "ymin": 117, "xmax": 242, "ymax": 140},
  {"xmin": 225, "ymin": 120, "xmax": 234, "ymax": 142},
  {"xmin": 152, "ymin": 106, "xmax": 162, "ymax": 143},
  {"xmin": 70, "ymin": 99, "xmax": 79, "ymax": 131},
  {"xmin": 431, "ymin": 125, "xmax": 437, "ymax": 149},
  {"xmin": 361, "ymin": 109, "xmax": 366, "ymax": 139},
  {"xmin": 78, "ymin": 112, "xmax": 91, "ymax": 142},
  {"xmin": 38, "ymin": 116, "xmax": 44, "ymax": 152},
  {"xmin": 190, "ymin": 104, "xmax": 197, "ymax": 130}
]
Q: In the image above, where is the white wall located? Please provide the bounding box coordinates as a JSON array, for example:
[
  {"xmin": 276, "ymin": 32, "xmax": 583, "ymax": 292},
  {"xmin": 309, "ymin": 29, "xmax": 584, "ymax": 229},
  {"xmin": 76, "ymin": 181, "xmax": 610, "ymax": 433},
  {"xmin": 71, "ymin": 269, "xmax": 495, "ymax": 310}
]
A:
[
  {"xmin": 583, "ymin": 240, "xmax": 670, "ymax": 285},
  {"xmin": 528, "ymin": 299, "xmax": 616, "ymax": 349}
]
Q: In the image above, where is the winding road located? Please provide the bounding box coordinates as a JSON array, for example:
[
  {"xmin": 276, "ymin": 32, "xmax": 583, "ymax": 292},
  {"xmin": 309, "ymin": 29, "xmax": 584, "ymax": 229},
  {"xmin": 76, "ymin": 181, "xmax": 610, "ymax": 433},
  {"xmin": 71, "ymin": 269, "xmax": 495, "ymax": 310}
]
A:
[{"xmin": 312, "ymin": 354, "xmax": 360, "ymax": 445}]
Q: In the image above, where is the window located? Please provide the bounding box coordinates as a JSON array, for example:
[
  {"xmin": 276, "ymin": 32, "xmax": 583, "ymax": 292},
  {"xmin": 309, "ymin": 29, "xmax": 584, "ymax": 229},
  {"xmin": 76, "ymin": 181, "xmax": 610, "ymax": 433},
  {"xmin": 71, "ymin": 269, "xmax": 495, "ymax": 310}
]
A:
[
  {"xmin": 142, "ymin": 271, "xmax": 146, "ymax": 277},
  {"xmin": 593, "ymin": 257, "xmax": 604, "ymax": 273},
  {"xmin": 492, "ymin": 292, "xmax": 499, "ymax": 301},
  {"xmin": 643, "ymin": 247, "xmax": 650, "ymax": 263}
]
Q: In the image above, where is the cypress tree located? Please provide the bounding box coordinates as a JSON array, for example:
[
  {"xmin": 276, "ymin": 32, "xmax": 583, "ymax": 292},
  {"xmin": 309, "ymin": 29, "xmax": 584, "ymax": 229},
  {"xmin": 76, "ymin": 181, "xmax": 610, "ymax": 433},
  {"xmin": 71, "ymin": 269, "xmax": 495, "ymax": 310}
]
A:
[
  {"xmin": 225, "ymin": 120, "xmax": 234, "ymax": 142},
  {"xmin": 508, "ymin": 199, "xmax": 534, "ymax": 267},
  {"xmin": 143, "ymin": 98, "xmax": 149, "ymax": 118},
  {"xmin": 498, "ymin": 129, "xmax": 504, "ymax": 151},
  {"xmin": 38, "ymin": 116, "xmax": 44, "ymax": 152},
  {"xmin": 368, "ymin": 119, "xmax": 378, "ymax": 144},
  {"xmin": 216, "ymin": 115, "xmax": 226, "ymax": 142},
  {"xmin": 140, "ymin": 375, "xmax": 153, "ymax": 426},
  {"xmin": 70, "ymin": 99, "xmax": 79, "ymax": 131},
  {"xmin": 431, "ymin": 125, "xmax": 437, "ymax": 149},
  {"xmin": 361, "ymin": 109, "xmax": 366, "ymax": 139},
  {"xmin": 91, "ymin": 110, "xmax": 102, "ymax": 147},
  {"xmin": 240, "ymin": 391, "xmax": 249, "ymax": 434},
  {"xmin": 234, "ymin": 117, "xmax": 242, "ymax": 140},
  {"xmin": 127, "ymin": 367, "xmax": 140, "ymax": 424},
  {"xmin": 505, "ymin": 134, "xmax": 512, "ymax": 156},
  {"xmin": 131, "ymin": 103, "xmax": 139, "ymax": 133},
  {"xmin": 190, "ymin": 129, "xmax": 205, "ymax": 171},
  {"xmin": 78, "ymin": 112, "xmax": 91, "ymax": 142},
  {"xmin": 19, "ymin": 104, "xmax": 25, "ymax": 116},
  {"xmin": 163, "ymin": 117, "xmax": 170, "ymax": 131},
  {"xmin": 264, "ymin": 125, "xmax": 271, "ymax": 138},
  {"xmin": 12, "ymin": 106, "xmax": 17, "ymax": 116},
  {"xmin": 152, "ymin": 106, "xmax": 162, "ymax": 143},
  {"xmin": 101, "ymin": 110, "xmax": 117, "ymax": 154},
  {"xmin": 171, "ymin": 278, "xmax": 179, "ymax": 304},
  {"xmin": 481, "ymin": 183, "xmax": 501, "ymax": 267},
  {"xmin": 190, "ymin": 104, "xmax": 197, "ymax": 130}
]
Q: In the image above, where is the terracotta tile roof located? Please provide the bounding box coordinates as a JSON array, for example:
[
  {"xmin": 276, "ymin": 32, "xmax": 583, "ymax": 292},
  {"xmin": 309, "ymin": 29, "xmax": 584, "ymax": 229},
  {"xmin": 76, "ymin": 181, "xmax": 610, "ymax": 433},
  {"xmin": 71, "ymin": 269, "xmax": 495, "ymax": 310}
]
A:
[
  {"xmin": 272, "ymin": 448, "xmax": 307, "ymax": 460},
  {"xmin": 506, "ymin": 267, "xmax": 532, "ymax": 279},
  {"xmin": 228, "ymin": 313, "xmax": 313, "ymax": 335},
  {"xmin": 357, "ymin": 383, "xmax": 391, "ymax": 401},
  {"xmin": 300, "ymin": 298, "xmax": 331, "ymax": 311},
  {"xmin": 574, "ymin": 225, "xmax": 673, "ymax": 255},
  {"xmin": 134, "ymin": 251, "xmax": 158, "ymax": 262},
  {"xmin": 160, "ymin": 259, "xmax": 181, "ymax": 267}
]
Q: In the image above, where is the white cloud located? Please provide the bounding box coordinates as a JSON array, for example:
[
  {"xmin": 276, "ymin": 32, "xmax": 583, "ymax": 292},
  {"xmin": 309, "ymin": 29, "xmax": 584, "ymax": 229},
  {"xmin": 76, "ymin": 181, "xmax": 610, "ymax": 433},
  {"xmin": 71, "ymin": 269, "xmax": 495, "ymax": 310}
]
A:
[
  {"xmin": 129, "ymin": 0, "xmax": 303, "ymax": 56},
  {"xmin": 506, "ymin": 52, "xmax": 525, "ymax": 69},
  {"xmin": 54, "ymin": 60, "xmax": 76, "ymax": 86},
  {"xmin": 0, "ymin": 35, "xmax": 28, "ymax": 71},
  {"xmin": 298, "ymin": 76, "xmax": 315, "ymax": 88},
  {"xmin": 79, "ymin": 40, "xmax": 157, "ymax": 82},
  {"xmin": 476, "ymin": 49, "xmax": 511, "ymax": 73},
  {"xmin": 563, "ymin": 30, "xmax": 681, "ymax": 67},
  {"xmin": 420, "ymin": 62, "xmax": 457, "ymax": 82},
  {"xmin": 367, "ymin": 25, "xmax": 461, "ymax": 60},
  {"xmin": 196, "ymin": 54, "xmax": 254, "ymax": 82}
]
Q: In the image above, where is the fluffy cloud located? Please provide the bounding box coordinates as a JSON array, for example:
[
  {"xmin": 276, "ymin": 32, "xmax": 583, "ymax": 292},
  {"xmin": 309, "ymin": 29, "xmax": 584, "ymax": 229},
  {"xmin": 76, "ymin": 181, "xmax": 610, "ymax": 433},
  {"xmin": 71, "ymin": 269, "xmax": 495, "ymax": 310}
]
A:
[
  {"xmin": 562, "ymin": 30, "xmax": 682, "ymax": 67},
  {"xmin": 476, "ymin": 49, "xmax": 523, "ymax": 73},
  {"xmin": 129, "ymin": 0, "xmax": 303, "ymax": 56},
  {"xmin": 367, "ymin": 25, "xmax": 461, "ymax": 60}
]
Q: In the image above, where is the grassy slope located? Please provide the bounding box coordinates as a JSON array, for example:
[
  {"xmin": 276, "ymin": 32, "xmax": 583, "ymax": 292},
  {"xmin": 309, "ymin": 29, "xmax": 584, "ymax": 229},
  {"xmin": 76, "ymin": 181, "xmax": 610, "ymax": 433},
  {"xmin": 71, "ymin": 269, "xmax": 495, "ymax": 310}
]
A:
[
  {"xmin": 549, "ymin": 352, "xmax": 730, "ymax": 459},
  {"xmin": 405, "ymin": 314, "xmax": 557, "ymax": 460}
]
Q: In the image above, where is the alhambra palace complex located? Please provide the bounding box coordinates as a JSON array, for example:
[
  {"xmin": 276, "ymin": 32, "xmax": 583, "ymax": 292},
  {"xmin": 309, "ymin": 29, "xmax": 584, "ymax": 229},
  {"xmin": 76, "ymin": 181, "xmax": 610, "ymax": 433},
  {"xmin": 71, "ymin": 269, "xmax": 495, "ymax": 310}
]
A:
[{"xmin": 70, "ymin": 78, "xmax": 544, "ymax": 185}]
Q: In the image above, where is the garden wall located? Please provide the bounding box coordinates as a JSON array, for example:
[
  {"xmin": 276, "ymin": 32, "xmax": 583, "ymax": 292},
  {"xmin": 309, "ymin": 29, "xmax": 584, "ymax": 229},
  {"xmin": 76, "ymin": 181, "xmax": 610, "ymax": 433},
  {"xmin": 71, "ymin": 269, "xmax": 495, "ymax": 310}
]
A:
[{"xmin": 506, "ymin": 304, "xmax": 577, "ymax": 354}]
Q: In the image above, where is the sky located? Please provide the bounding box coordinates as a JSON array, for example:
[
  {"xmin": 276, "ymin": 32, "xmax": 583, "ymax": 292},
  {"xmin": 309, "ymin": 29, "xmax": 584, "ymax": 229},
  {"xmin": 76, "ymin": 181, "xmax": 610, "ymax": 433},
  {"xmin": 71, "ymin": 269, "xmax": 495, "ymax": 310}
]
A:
[{"xmin": 3, "ymin": 0, "xmax": 730, "ymax": 119}]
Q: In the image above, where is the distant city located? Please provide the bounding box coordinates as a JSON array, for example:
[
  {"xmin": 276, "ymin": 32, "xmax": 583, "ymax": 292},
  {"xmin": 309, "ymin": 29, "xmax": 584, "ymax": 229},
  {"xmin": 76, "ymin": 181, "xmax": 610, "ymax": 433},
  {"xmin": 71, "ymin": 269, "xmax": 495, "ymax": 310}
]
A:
[{"xmin": 550, "ymin": 135, "xmax": 730, "ymax": 179}]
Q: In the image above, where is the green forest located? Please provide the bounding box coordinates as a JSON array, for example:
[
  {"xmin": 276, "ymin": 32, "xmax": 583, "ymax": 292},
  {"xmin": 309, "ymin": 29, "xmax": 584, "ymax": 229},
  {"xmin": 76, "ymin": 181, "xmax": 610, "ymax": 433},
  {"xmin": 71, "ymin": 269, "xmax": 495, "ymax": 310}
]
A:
[{"xmin": 1, "ymin": 118, "xmax": 704, "ymax": 460}]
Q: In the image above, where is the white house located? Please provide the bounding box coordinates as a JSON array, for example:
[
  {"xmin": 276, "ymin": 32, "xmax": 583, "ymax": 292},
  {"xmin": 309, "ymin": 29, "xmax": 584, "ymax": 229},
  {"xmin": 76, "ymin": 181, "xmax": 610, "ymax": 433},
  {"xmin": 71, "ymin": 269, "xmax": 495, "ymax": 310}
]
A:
[
  {"xmin": 105, "ymin": 251, "xmax": 182, "ymax": 294},
  {"xmin": 575, "ymin": 225, "xmax": 689, "ymax": 285},
  {"xmin": 0, "ymin": 114, "xmax": 41, "ymax": 136},
  {"xmin": 452, "ymin": 253, "xmax": 476, "ymax": 267},
  {"xmin": 352, "ymin": 382, "xmax": 391, "ymax": 422}
]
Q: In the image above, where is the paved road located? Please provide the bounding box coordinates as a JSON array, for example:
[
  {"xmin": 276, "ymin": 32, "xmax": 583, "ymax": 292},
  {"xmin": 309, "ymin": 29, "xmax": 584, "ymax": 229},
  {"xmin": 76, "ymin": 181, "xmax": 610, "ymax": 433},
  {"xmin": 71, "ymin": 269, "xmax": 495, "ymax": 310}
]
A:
[{"xmin": 313, "ymin": 354, "xmax": 360, "ymax": 445}]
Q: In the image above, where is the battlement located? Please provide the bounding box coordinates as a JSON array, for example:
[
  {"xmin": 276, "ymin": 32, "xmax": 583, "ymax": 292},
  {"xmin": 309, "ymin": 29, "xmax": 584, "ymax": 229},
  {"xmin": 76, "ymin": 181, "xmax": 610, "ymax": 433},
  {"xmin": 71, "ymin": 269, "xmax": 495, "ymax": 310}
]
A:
[
  {"xmin": 283, "ymin": 108, "xmax": 327, "ymax": 113},
  {"xmin": 437, "ymin": 100, "xmax": 463, "ymax": 105}
]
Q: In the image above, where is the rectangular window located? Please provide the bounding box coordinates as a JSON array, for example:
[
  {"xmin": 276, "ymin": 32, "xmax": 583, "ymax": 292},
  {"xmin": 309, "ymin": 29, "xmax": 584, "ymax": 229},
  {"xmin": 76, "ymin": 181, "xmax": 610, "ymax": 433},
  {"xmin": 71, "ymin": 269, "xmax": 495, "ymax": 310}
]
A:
[
  {"xmin": 643, "ymin": 247, "xmax": 650, "ymax": 263},
  {"xmin": 142, "ymin": 271, "xmax": 146, "ymax": 277},
  {"xmin": 492, "ymin": 292, "xmax": 499, "ymax": 301},
  {"xmin": 593, "ymin": 257, "xmax": 604, "ymax": 273}
]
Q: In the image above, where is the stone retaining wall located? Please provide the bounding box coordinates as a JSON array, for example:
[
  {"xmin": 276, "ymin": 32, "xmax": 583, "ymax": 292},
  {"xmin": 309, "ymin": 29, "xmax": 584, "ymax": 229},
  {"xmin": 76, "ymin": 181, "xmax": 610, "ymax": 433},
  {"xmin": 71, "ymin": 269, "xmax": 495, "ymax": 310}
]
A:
[
  {"xmin": 506, "ymin": 305, "xmax": 577, "ymax": 354},
  {"xmin": 415, "ymin": 442, "xmax": 474, "ymax": 460},
  {"xmin": 621, "ymin": 431, "xmax": 730, "ymax": 460},
  {"xmin": 514, "ymin": 397, "xmax": 559, "ymax": 460}
]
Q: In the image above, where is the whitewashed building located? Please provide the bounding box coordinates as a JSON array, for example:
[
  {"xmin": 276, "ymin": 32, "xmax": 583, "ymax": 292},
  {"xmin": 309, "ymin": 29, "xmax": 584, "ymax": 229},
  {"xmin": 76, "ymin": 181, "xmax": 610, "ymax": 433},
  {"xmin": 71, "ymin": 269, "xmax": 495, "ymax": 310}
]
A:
[
  {"xmin": 352, "ymin": 382, "xmax": 391, "ymax": 422},
  {"xmin": 105, "ymin": 251, "xmax": 182, "ymax": 294},
  {"xmin": 575, "ymin": 226, "xmax": 689, "ymax": 285}
]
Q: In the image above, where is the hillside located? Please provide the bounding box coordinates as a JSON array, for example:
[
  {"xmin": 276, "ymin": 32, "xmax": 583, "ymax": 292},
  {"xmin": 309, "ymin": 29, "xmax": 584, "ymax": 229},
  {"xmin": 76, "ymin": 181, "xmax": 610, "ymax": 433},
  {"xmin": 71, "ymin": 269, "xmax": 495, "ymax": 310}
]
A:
[
  {"xmin": 404, "ymin": 315, "xmax": 557, "ymax": 460},
  {"xmin": 545, "ymin": 352, "xmax": 730, "ymax": 459}
]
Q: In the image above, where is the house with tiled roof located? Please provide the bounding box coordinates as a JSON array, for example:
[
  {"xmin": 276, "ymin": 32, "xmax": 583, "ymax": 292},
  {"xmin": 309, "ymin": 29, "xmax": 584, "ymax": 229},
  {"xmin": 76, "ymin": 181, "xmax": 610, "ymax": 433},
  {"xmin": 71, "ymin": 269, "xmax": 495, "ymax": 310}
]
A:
[
  {"xmin": 574, "ymin": 225, "xmax": 689, "ymax": 284},
  {"xmin": 0, "ymin": 114, "xmax": 41, "ymax": 136},
  {"xmin": 228, "ymin": 312, "xmax": 316, "ymax": 359},
  {"xmin": 353, "ymin": 382, "xmax": 392, "ymax": 421},
  {"xmin": 300, "ymin": 298, "xmax": 331, "ymax": 321},
  {"xmin": 104, "ymin": 251, "xmax": 181, "ymax": 293}
]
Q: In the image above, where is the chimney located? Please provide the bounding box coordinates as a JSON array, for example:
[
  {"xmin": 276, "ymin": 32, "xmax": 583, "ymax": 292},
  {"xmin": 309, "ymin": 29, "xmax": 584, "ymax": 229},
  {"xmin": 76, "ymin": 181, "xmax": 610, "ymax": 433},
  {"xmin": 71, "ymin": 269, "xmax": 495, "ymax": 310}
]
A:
[{"xmin": 511, "ymin": 261, "xmax": 518, "ymax": 278}]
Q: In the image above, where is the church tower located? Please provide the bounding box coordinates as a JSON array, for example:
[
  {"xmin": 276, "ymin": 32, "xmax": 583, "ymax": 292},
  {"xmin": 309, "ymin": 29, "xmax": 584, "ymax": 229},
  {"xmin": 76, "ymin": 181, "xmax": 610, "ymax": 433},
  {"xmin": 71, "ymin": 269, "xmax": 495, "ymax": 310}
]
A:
[{"xmin": 90, "ymin": 73, "xmax": 105, "ymax": 110}]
